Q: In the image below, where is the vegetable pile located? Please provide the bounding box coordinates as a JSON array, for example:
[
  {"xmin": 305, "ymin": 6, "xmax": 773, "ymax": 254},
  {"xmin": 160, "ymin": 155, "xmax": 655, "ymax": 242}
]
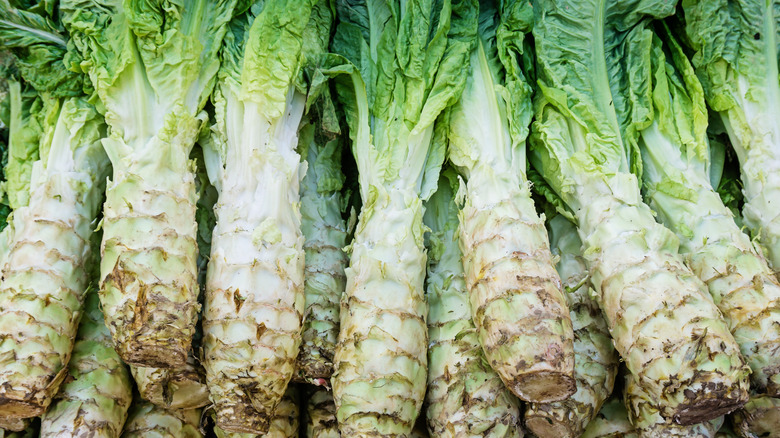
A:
[{"xmin": 0, "ymin": 0, "xmax": 779, "ymax": 437}]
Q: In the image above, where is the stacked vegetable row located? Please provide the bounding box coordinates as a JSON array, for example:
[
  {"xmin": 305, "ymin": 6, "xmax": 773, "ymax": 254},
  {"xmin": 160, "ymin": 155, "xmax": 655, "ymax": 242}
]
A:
[{"xmin": 0, "ymin": 0, "xmax": 779, "ymax": 437}]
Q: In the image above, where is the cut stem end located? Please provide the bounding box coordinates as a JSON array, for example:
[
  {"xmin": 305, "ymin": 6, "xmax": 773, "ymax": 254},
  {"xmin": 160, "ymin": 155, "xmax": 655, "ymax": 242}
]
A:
[
  {"xmin": 509, "ymin": 371, "xmax": 576, "ymax": 403},
  {"xmin": 119, "ymin": 342, "xmax": 187, "ymax": 368},
  {"xmin": 525, "ymin": 414, "xmax": 577, "ymax": 438},
  {"xmin": 0, "ymin": 398, "xmax": 45, "ymax": 423}
]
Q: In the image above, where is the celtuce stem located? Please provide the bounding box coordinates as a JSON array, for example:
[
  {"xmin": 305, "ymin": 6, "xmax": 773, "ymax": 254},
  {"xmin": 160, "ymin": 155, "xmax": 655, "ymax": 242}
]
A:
[
  {"xmin": 578, "ymin": 179, "xmax": 749, "ymax": 425},
  {"xmin": 582, "ymin": 398, "xmax": 638, "ymax": 438},
  {"xmin": 531, "ymin": 0, "xmax": 750, "ymax": 427},
  {"xmin": 0, "ymin": 97, "xmax": 108, "ymax": 419},
  {"xmin": 306, "ymin": 388, "xmax": 339, "ymax": 438},
  {"xmin": 0, "ymin": 419, "xmax": 30, "ymax": 434},
  {"xmin": 625, "ymin": 374, "xmax": 724, "ymax": 437},
  {"xmin": 679, "ymin": 0, "xmax": 780, "ymax": 274},
  {"xmin": 130, "ymin": 355, "xmax": 209, "ymax": 411},
  {"xmin": 297, "ymin": 130, "xmax": 348, "ymax": 383},
  {"xmin": 60, "ymin": 0, "xmax": 236, "ymax": 370},
  {"xmin": 40, "ymin": 291, "xmax": 133, "ymax": 437},
  {"xmin": 449, "ymin": 25, "xmax": 575, "ymax": 402},
  {"xmin": 525, "ymin": 216, "xmax": 618, "ymax": 438},
  {"xmin": 333, "ymin": 187, "xmax": 428, "ymax": 436},
  {"xmin": 203, "ymin": 90, "xmax": 306, "ymax": 432},
  {"xmin": 727, "ymin": 105, "xmax": 780, "ymax": 275},
  {"xmin": 200, "ymin": 0, "xmax": 316, "ymax": 429},
  {"xmin": 120, "ymin": 402, "xmax": 201, "ymax": 438},
  {"xmin": 731, "ymin": 395, "xmax": 780, "ymax": 438},
  {"xmin": 100, "ymin": 114, "xmax": 201, "ymax": 368},
  {"xmin": 0, "ymin": 420, "xmax": 35, "ymax": 438},
  {"xmin": 582, "ymin": 396, "xmax": 724, "ymax": 438},
  {"xmin": 644, "ymin": 171, "xmax": 780, "ymax": 395},
  {"xmin": 214, "ymin": 385, "xmax": 300, "ymax": 438},
  {"xmin": 636, "ymin": 26, "xmax": 780, "ymax": 394},
  {"xmin": 458, "ymin": 169, "xmax": 574, "ymax": 404},
  {"xmin": 424, "ymin": 171, "xmax": 522, "ymax": 437}
]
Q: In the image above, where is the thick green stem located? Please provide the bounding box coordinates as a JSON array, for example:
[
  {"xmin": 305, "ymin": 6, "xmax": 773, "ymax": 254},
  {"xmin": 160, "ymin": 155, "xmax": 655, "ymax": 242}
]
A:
[
  {"xmin": 296, "ymin": 141, "xmax": 348, "ymax": 383},
  {"xmin": 425, "ymin": 174, "xmax": 522, "ymax": 438},
  {"xmin": 0, "ymin": 98, "xmax": 108, "ymax": 419},
  {"xmin": 582, "ymin": 397, "xmax": 638, "ymax": 438},
  {"xmin": 120, "ymin": 402, "xmax": 201, "ymax": 438},
  {"xmin": 202, "ymin": 89, "xmax": 306, "ymax": 433},
  {"xmin": 646, "ymin": 179, "xmax": 780, "ymax": 395},
  {"xmin": 306, "ymin": 388, "xmax": 339, "ymax": 438},
  {"xmin": 214, "ymin": 385, "xmax": 300, "ymax": 438},
  {"xmin": 130, "ymin": 356, "xmax": 209, "ymax": 411},
  {"xmin": 458, "ymin": 175, "xmax": 574, "ymax": 403},
  {"xmin": 525, "ymin": 217, "xmax": 618, "ymax": 438},
  {"xmin": 0, "ymin": 419, "xmax": 30, "ymax": 434},
  {"xmin": 731, "ymin": 394, "xmax": 780, "ymax": 438},
  {"xmin": 100, "ymin": 113, "xmax": 201, "ymax": 369},
  {"xmin": 332, "ymin": 187, "xmax": 428, "ymax": 436},
  {"xmin": 582, "ymin": 395, "xmax": 723, "ymax": 438},
  {"xmin": 40, "ymin": 291, "xmax": 133, "ymax": 437},
  {"xmin": 578, "ymin": 176, "xmax": 749, "ymax": 425}
]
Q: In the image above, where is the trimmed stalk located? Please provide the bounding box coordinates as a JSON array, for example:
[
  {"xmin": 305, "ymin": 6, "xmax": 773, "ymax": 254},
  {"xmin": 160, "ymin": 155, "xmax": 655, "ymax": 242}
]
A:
[
  {"xmin": 121, "ymin": 403, "xmax": 201, "ymax": 438},
  {"xmin": 333, "ymin": 184, "xmax": 430, "ymax": 436},
  {"xmin": 295, "ymin": 1, "xmax": 349, "ymax": 380},
  {"xmin": 582, "ymin": 396, "xmax": 724, "ymax": 438},
  {"xmin": 40, "ymin": 291, "xmax": 133, "ymax": 437},
  {"xmin": 213, "ymin": 385, "xmax": 300, "ymax": 438},
  {"xmin": 306, "ymin": 388, "xmax": 340, "ymax": 438},
  {"xmin": 449, "ymin": 1, "xmax": 574, "ymax": 403},
  {"xmin": 202, "ymin": 1, "xmax": 314, "ymax": 432},
  {"xmin": 582, "ymin": 398, "xmax": 638, "ymax": 438},
  {"xmin": 525, "ymin": 216, "xmax": 619, "ymax": 438},
  {"xmin": 0, "ymin": 419, "xmax": 29, "ymax": 434},
  {"xmin": 679, "ymin": 0, "xmax": 780, "ymax": 272},
  {"xmin": 424, "ymin": 170, "xmax": 522, "ymax": 438},
  {"xmin": 0, "ymin": 94, "xmax": 109, "ymax": 418},
  {"xmin": 273, "ymin": 389, "xmax": 299, "ymax": 438},
  {"xmin": 127, "ymin": 144, "xmax": 217, "ymax": 412},
  {"xmin": 579, "ymin": 176, "xmax": 747, "ymax": 425},
  {"xmin": 531, "ymin": 0, "xmax": 750, "ymax": 426},
  {"xmin": 625, "ymin": 374, "xmax": 725, "ymax": 437},
  {"xmin": 638, "ymin": 22, "xmax": 780, "ymax": 397},
  {"xmin": 329, "ymin": 0, "xmax": 478, "ymax": 435},
  {"xmin": 61, "ymin": 0, "xmax": 238, "ymax": 368},
  {"xmin": 731, "ymin": 395, "xmax": 780, "ymax": 438},
  {"xmin": 296, "ymin": 127, "xmax": 348, "ymax": 383},
  {"xmin": 0, "ymin": 419, "xmax": 35, "ymax": 437},
  {"xmin": 130, "ymin": 359, "xmax": 209, "ymax": 411}
]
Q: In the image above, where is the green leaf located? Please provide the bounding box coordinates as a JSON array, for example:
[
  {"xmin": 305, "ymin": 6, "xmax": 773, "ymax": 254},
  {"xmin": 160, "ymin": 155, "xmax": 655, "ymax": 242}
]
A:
[
  {"xmin": 680, "ymin": 0, "xmax": 777, "ymax": 115},
  {"xmin": 0, "ymin": 0, "xmax": 66, "ymax": 48},
  {"xmin": 331, "ymin": 0, "xmax": 477, "ymax": 198},
  {"xmin": 62, "ymin": 0, "xmax": 238, "ymax": 133},
  {"xmin": 428, "ymin": 166, "xmax": 460, "ymax": 232},
  {"xmin": 638, "ymin": 22, "xmax": 712, "ymax": 206},
  {"xmin": 0, "ymin": 0, "xmax": 83, "ymax": 96},
  {"xmin": 497, "ymin": 0, "xmax": 534, "ymax": 160},
  {"xmin": 240, "ymin": 0, "xmax": 315, "ymax": 117},
  {"xmin": 529, "ymin": 0, "xmax": 676, "ymax": 210},
  {"xmin": 4, "ymin": 79, "xmax": 41, "ymax": 210}
]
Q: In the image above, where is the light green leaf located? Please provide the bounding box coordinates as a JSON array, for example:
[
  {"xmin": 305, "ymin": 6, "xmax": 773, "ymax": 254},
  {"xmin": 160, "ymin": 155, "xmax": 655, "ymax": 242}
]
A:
[
  {"xmin": 331, "ymin": 0, "xmax": 477, "ymax": 198},
  {"xmin": 529, "ymin": 0, "xmax": 676, "ymax": 210},
  {"xmin": 0, "ymin": 0, "xmax": 83, "ymax": 96},
  {"xmin": 4, "ymin": 80, "xmax": 41, "ymax": 210}
]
